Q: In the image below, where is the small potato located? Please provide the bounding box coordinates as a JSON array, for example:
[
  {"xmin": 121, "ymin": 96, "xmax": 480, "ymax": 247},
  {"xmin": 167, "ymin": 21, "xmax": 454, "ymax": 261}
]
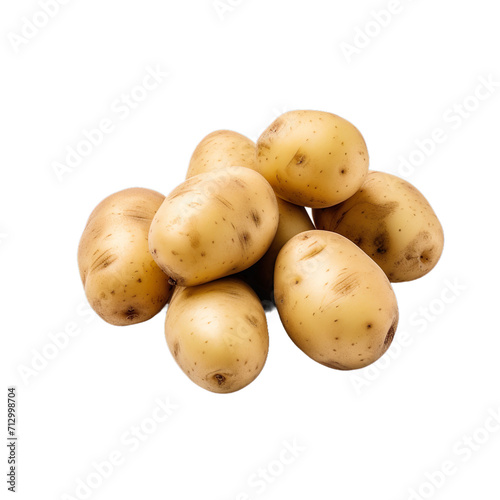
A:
[
  {"xmin": 78, "ymin": 188, "xmax": 173, "ymax": 326},
  {"xmin": 313, "ymin": 171, "xmax": 444, "ymax": 282},
  {"xmin": 257, "ymin": 110, "xmax": 369, "ymax": 208},
  {"xmin": 240, "ymin": 197, "xmax": 314, "ymax": 303},
  {"xmin": 274, "ymin": 230, "xmax": 398, "ymax": 370},
  {"xmin": 149, "ymin": 166, "xmax": 279, "ymax": 287},
  {"xmin": 186, "ymin": 130, "xmax": 258, "ymax": 179},
  {"xmin": 165, "ymin": 277, "xmax": 269, "ymax": 393}
]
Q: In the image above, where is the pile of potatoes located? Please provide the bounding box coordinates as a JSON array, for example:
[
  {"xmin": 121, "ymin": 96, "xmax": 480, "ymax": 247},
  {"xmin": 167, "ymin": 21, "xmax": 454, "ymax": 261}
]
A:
[{"xmin": 78, "ymin": 110, "xmax": 444, "ymax": 393}]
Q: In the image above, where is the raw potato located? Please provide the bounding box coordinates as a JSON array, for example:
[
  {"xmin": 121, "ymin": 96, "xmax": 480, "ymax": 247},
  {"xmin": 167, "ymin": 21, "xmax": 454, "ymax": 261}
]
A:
[
  {"xmin": 274, "ymin": 230, "xmax": 398, "ymax": 370},
  {"xmin": 313, "ymin": 171, "xmax": 444, "ymax": 282},
  {"xmin": 165, "ymin": 277, "xmax": 269, "ymax": 393},
  {"xmin": 78, "ymin": 188, "xmax": 173, "ymax": 326},
  {"xmin": 186, "ymin": 130, "xmax": 258, "ymax": 179},
  {"xmin": 257, "ymin": 110, "xmax": 369, "ymax": 208},
  {"xmin": 240, "ymin": 197, "xmax": 315, "ymax": 302},
  {"xmin": 149, "ymin": 166, "xmax": 279, "ymax": 287}
]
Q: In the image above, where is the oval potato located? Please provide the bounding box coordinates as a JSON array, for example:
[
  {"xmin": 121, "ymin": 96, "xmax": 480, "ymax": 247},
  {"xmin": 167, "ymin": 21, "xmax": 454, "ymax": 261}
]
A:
[
  {"xmin": 149, "ymin": 166, "xmax": 279, "ymax": 287},
  {"xmin": 78, "ymin": 188, "xmax": 173, "ymax": 326},
  {"xmin": 186, "ymin": 130, "xmax": 258, "ymax": 179},
  {"xmin": 313, "ymin": 171, "xmax": 444, "ymax": 282},
  {"xmin": 274, "ymin": 230, "xmax": 398, "ymax": 370},
  {"xmin": 165, "ymin": 277, "xmax": 269, "ymax": 393},
  {"xmin": 257, "ymin": 110, "xmax": 369, "ymax": 208}
]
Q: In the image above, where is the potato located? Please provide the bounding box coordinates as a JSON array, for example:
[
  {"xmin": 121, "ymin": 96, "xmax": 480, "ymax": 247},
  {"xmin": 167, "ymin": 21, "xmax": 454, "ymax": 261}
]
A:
[
  {"xmin": 186, "ymin": 130, "xmax": 258, "ymax": 179},
  {"xmin": 78, "ymin": 188, "xmax": 173, "ymax": 326},
  {"xmin": 313, "ymin": 171, "xmax": 444, "ymax": 282},
  {"xmin": 165, "ymin": 277, "xmax": 269, "ymax": 393},
  {"xmin": 240, "ymin": 197, "xmax": 315, "ymax": 303},
  {"xmin": 149, "ymin": 166, "xmax": 279, "ymax": 287},
  {"xmin": 274, "ymin": 230, "xmax": 398, "ymax": 370},
  {"xmin": 256, "ymin": 110, "xmax": 369, "ymax": 208}
]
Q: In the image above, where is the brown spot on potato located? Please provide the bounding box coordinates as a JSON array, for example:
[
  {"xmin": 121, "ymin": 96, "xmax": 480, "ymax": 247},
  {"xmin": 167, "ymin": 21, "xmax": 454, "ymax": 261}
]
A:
[
  {"xmin": 172, "ymin": 342, "xmax": 180, "ymax": 358},
  {"xmin": 381, "ymin": 315, "xmax": 398, "ymax": 355},
  {"xmin": 300, "ymin": 243, "xmax": 326, "ymax": 261},
  {"xmin": 268, "ymin": 117, "xmax": 284, "ymax": 135},
  {"xmin": 124, "ymin": 307, "xmax": 139, "ymax": 321},
  {"xmin": 373, "ymin": 232, "xmax": 389, "ymax": 255},
  {"xmin": 332, "ymin": 273, "xmax": 359, "ymax": 296},
  {"xmin": 238, "ymin": 231, "xmax": 251, "ymax": 248},
  {"xmin": 214, "ymin": 194, "xmax": 234, "ymax": 210},
  {"xmin": 246, "ymin": 315, "xmax": 259, "ymax": 327},
  {"xmin": 189, "ymin": 231, "xmax": 201, "ymax": 249},
  {"xmin": 214, "ymin": 374, "xmax": 226, "ymax": 386},
  {"xmin": 250, "ymin": 209, "xmax": 261, "ymax": 227},
  {"xmin": 90, "ymin": 249, "xmax": 119, "ymax": 273}
]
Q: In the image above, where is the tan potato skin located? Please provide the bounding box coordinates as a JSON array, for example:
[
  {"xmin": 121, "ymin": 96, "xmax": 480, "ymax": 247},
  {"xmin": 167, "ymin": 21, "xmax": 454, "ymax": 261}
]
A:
[
  {"xmin": 149, "ymin": 167, "xmax": 279, "ymax": 287},
  {"xmin": 165, "ymin": 278, "xmax": 269, "ymax": 393},
  {"xmin": 186, "ymin": 130, "xmax": 258, "ymax": 179},
  {"xmin": 240, "ymin": 197, "xmax": 315, "ymax": 302},
  {"xmin": 274, "ymin": 230, "xmax": 398, "ymax": 370},
  {"xmin": 78, "ymin": 188, "xmax": 173, "ymax": 326},
  {"xmin": 313, "ymin": 171, "xmax": 444, "ymax": 282},
  {"xmin": 257, "ymin": 110, "xmax": 369, "ymax": 208}
]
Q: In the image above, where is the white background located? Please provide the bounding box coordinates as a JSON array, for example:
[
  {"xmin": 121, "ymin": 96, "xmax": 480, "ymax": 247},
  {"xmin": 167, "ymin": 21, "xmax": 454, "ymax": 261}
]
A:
[{"xmin": 1, "ymin": 1, "xmax": 499, "ymax": 499}]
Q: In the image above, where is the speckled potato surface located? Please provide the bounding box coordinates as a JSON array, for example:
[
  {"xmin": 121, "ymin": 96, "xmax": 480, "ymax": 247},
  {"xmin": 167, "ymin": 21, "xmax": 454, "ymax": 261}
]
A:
[
  {"xmin": 165, "ymin": 278, "xmax": 269, "ymax": 393},
  {"xmin": 313, "ymin": 171, "xmax": 444, "ymax": 282},
  {"xmin": 240, "ymin": 197, "xmax": 315, "ymax": 302},
  {"xmin": 78, "ymin": 188, "xmax": 173, "ymax": 326},
  {"xmin": 186, "ymin": 130, "xmax": 258, "ymax": 179},
  {"xmin": 257, "ymin": 110, "xmax": 369, "ymax": 208},
  {"xmin": 149, "ymin": 166, "xmax": 279, "ymax": 287},
  {"xmin": 274, "ymin": 230, "xmax": 398, "ymax": 370}
]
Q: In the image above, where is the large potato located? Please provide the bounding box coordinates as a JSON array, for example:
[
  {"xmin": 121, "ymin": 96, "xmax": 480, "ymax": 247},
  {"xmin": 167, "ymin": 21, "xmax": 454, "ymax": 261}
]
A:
[
  {"xmin": 274, "ymin": 230, "xmax": 398, "ymax": 370},
  {"xmin": 78, "ymin": 188, "xmax": 173, "ymax": 326},
  {"xmin": 313, "ymin": 171, "xmax": 444, "ymax": 282},
  {"xmin": 256, "ymin": 110, "xmax": 369, "ymax": 208},
  {"xmin": 165, "ymin": 277, "xmax": 269, "ymax": 393},
  {"xmin": 186, "ymin": 130, "xmax": 258, "ymax": 179},
  {"xmin": 149, "ymin": 166, "xmax": 279, "ymax": 287},
  {"xmin": 240, "ymin": 197, "xmax": 315, "ymax": 303}
]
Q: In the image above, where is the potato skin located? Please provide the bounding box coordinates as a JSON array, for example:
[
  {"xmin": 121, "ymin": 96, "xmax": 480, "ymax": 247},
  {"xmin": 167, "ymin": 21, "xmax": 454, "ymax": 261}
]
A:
[
  {"xmin": 186, "ymin": 130, "xmax": 258, "ymax": 179},
  {"xmin": 313, "ymin": 171, "xmax": 444, "ymax": 282},
  {"xmin": 274, "ymin": 230, "xmax": 398, "ymax": 370},
  {"xmin": 257, "ymin": 110, "xmax": 369, "ymax": 208},
  {"xmin": 240, "ymin": 197, "xmax": 315, "ymax": 303},
  {"xmin": 149, "ymin": 167, "xmax": 279, "ymax": 287},
  {"xmin": 78, "ymin": 188, "xmax": 173, "ymax": 326},
  {"xmin": 165, "ymin": 278, "xmax": 269, "ymax": 393}
]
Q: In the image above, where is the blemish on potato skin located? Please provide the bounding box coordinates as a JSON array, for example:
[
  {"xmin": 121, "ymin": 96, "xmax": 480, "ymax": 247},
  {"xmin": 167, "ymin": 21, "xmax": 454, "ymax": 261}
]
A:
[
  {"xmin": 246, "ymin": 315, "xmax": 259, "ymax": 327},
  {"xmin": 300, "ymin": 243, "xmax": 326, "ymax": 261},
  {"xmin": 331, "ymin": 273, "xmax": 359, "ymax": 296},
  {"xmin": 172, "ymin": 342, "xmax": 180, "ymax": 358},
  {"xmin": 238, "ymin": 231, "xmax": 251, "ymax": 248},
  {"xmin": 125, "ymin": 306, "xmax": 139, "ymax": 321},
  {"xmin": 250, "ymin": 209, "xmax": 261, "ymax": 227}
]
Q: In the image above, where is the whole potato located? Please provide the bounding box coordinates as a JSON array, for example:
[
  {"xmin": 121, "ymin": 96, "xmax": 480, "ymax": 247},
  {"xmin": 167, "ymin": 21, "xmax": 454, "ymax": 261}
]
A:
[
  {"xmin": 186, "ymin": 130, "xmax": 258, "ymax": 179},
  {"xmin": 240, "ymin": 197, "xmax": 314, "ymax": 303},
  {"xmin": 78, "ymin": 188, "xmax": 173, "ymax": 326},
  {"xmin": 149, "ymin": 166, "xmax": 279, "ymax": 287},
  {"xmin": 313, "ymin": 171, "xmax": 444, "ymax": 282},
  {"xmin": 257, "ymin": 110, "xmax": 369, "ymax": 208},
  {"xmin": 274, "ymin": 230, "xmax": 398, "ymax": 370},
  {"xmin": 165, "ymin": 277, "xmax": 269, "ymax": 393}
]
